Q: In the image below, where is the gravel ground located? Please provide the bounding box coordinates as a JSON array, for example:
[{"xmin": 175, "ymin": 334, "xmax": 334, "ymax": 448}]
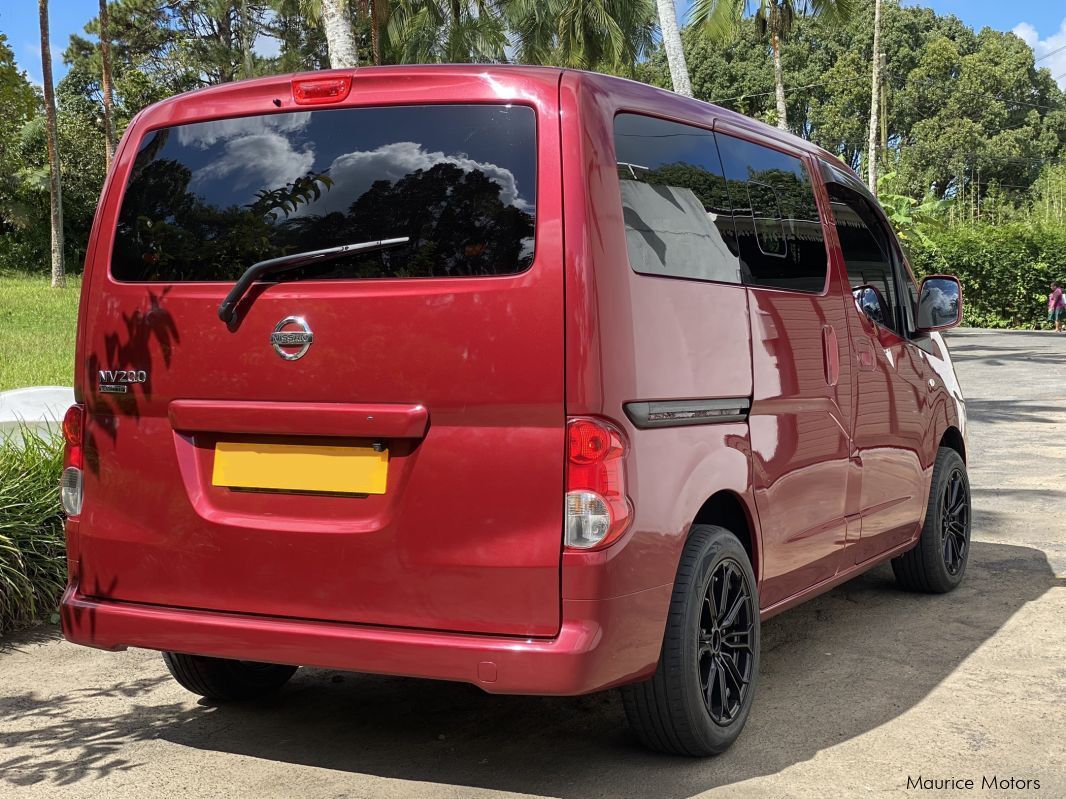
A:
[{"xmin": 1, "ymin": 328, "xmax": 1063, "ymax": 799}]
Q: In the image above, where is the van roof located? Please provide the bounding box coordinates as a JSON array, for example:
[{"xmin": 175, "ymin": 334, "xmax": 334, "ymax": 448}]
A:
[{"xmin": 125, "ymin": 64, "xmax": 849, "ymax": 180}]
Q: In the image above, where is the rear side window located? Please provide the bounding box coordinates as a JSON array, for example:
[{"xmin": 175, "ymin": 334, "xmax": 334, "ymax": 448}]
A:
[
  {"xmin": 714, "ymin": 133, "xmax": 828, "ymax": 293},
  {"xmin": 112, "ymin": 105, "xmax": 537, "ymax": 282},
  {"xmin": 613, "ymin": 114, "xmax": 741, "ymax": 284}
]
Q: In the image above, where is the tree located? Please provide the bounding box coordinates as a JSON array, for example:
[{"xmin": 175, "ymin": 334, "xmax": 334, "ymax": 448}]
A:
[
  {"xmin": 64, "ymin": 0, "xmax": 200, "ymax": 133},
  {"xmin": 99, "ymin": 0, "xmax": 116, "ymax": 167},
  {"xmin": 892, "ymin": 29, "xmax": 1066, "ymax": 201},
  {"xmin": 657, "ymin": 0, "xmax": 691, "ymax": 95},
  {"xmin": 172, "ymin": 0, "xmax": 266, "ymax": 84},
  {"xmin": 263, "ymin": 0, "xmax": 330, "ymax": 71},
  {"xmin": 0, "ymin": 34, "xmax": 43, "ymax": 268},
  {"xmin": 358, "ymin": 0, "xmax": 388, "ymax": 65},
  {"xmin": 389, "ymin": 0, "xmax": 508, "ymax": 64},
  {"xmin": 239, "ymin": 0, "xmax": 255, "ymax": 76},
  {"xmin": 39, "ymin": 0, "xmax": 65, "ymax": 288},
  {"xmin": 321, "ymin": 0, "xmax": 359, "ymax": 67},
  {"xmin": 641, "ymin": 0, "xmax": 1066, "ymax": 193},
  {"xmin": 690, "ymin": 0, "xmax": 855, "ymax": 131},
  {"xmin": 866, "ymin": 0, "xmax": 881, "ymax": 190},
  {"xmin": 504, "ymin": 0, "xmax": 655, "ymax": 73}
]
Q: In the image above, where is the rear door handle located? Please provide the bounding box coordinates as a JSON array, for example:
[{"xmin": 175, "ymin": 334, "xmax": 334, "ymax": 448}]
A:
[
  {"xmin": 822, "ymin": 325, "xmax": 840, "ymax": 386},
  {"xmin": 169, "ymin": 400, "xmax": 429, "ymax": 439}
]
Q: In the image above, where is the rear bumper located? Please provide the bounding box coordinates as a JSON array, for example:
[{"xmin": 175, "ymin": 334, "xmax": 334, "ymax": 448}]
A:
[{"xmin": 60, "ymin": 582, "xmax": 669, "ymax": 695}]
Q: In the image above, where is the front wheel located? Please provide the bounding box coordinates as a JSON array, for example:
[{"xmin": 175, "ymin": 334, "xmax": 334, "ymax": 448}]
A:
[
  {"xmin": 163, "ymin": 652, "xmax": 298, "ymax": 701},
  {"xmin": 622, "ymin": 524, "xmax": 760, "ymax": 756},
  {"xmin": 892, "ymin": 446, "xmax": 971, "ymax": 593}
]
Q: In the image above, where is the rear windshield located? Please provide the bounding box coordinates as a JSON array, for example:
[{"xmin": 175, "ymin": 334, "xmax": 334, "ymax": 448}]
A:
[{"xmin": 112, "ymin": 104, "xmax": 537, "ymax": 282}]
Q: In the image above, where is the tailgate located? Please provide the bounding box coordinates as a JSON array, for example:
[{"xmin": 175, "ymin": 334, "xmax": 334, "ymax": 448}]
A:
[{"xmin": 74, "ymin": 71, "xmax": 566, "ymax": 637}]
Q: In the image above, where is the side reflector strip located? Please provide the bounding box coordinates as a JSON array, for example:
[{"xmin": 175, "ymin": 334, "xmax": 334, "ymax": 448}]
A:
[{"xmin": 624, "ymin": 398, "xmax": 751, "ymax": 429}]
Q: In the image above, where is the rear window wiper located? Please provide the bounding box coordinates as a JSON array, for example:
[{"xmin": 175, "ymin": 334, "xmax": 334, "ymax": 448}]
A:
[{"xmin": 217, "ymin": 237, "xmax": 410, "ymax": 324}]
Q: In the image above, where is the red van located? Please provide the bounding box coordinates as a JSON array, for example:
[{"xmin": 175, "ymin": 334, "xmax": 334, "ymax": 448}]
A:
[{"xmin": 60, "ymin": 66, "xmax": 969, "ymax": 756}]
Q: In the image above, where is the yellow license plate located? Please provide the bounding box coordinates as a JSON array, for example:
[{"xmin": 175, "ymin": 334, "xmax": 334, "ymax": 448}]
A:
[{"xmin": 211, "ymin": 442, "xmax": 388, "ymax": 495}]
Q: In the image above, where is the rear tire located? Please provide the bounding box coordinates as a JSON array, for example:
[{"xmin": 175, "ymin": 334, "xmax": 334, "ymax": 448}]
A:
[
  {"xmin": 163, "ymin": 652, "xmax": 297, "ymax": 700},
  {"xmin": 892, "ymin": 446, "xmax": 970, "ymax": 593},
  {"xmin": 622, "ymin": 524, "xmax": 760, "ymax": 756}
]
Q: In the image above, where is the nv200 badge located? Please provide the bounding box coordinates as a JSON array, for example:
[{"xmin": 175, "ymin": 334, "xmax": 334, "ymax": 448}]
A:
[{"xmin": 97, "ymin": 369, "xmax": 147, "ymax": 393}]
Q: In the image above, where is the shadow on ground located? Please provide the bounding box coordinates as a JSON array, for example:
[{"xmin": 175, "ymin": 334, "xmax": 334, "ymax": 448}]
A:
[
  {"xmin": 948, "ymin": 336, "xmax": 1066, "ymax": 367},
  {"xmin": 1, "ymin": 542, "xmax": 1062, "ymax": 797},
  {"xmin": 965, "ymin": 399, "xmax": 1064, "ymax": 425},
  {"xmin": 0, "ymin": 625, "xmax": 58, "ymax": 656}
]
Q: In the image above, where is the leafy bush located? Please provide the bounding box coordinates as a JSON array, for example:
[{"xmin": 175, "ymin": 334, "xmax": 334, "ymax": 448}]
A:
[
  {"xmin": 906, "ymin": 222, "xmax": 1066, "ymax": 329},
  {"xmin": 0, "ymin": 427, "xmax": 66, "ymax": 634}
]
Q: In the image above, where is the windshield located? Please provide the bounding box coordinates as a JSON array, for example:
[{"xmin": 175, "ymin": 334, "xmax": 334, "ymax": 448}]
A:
[{"xmin": 111, "ymin": 104, "xmax": 537, "ymax": 282}]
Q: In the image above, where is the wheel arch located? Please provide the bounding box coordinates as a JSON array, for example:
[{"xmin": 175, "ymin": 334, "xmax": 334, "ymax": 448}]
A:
[
  {"xmin": 939, "ymin": 425, "xmax": 966, "ymax": 463},
  {"xmin": 692, "ymin": 490, "xmax": 760, "ymax": 585}
]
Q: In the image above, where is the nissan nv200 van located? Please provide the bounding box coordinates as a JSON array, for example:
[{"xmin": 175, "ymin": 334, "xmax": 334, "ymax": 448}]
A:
[{"xmin": 60, "ymin": 66, "xmax": 969, "ymax": 756}]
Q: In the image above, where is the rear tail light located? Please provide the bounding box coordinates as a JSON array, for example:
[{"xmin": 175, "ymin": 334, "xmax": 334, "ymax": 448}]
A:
[
  {"xmin": 565, "ymin": 417, "xmax": 632, "ymax": 550},
  {"xmin": 292, "ymin": 76, "xmax": 352, "ymax": 105},
  {"xmin": 60, "ymin": 404, "xmax": 85, "ymax": 517}
]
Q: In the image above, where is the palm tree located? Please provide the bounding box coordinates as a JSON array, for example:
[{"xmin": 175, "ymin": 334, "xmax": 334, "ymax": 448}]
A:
[
  {"xmin": 388, "ymin": 0, "xmax": 508, "ymax": 64},
  {"xmin": 866, "ymin": 0, "xmax": 882, "ymax": 190},
  {"xmin": 657, "ymin": 0, "xmax": 691, "ymax": 95},
  {"xmin": 690, "ymin": 0, "xmax": 854, "ymax": 131},
  {"xmin": 99, "ymin": 0, "xmax": 115, "ymax": 167},
  {"xmin": 239, "ymin": 0, "xmax": 255, "ymax": 76},
  {"xmin": 39, "ymin": 0, "xmax": 65, "ymax": 288},
  {"xmin": 321, "ymin": 0, "xmax": 359, "ymax": 67},
  {"xmin": 504, "ymin": 0, "xmax": 655, "ymax": 73},
  {"xmin": 358, "ymin": 0, "xmax": 389, "ymax": 64}
]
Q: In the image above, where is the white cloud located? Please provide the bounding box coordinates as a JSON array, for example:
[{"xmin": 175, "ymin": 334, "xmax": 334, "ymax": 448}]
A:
[
  {"xmin": 293, "ymin": 141, "xmax": 531, "ymax": 217},
  {"xmin": 1013, "ymin": 17, "xmax": 1066, "ymax": 90},
  {"xmin": 180, "ymin": 113, "xmax": 316, "ymax": 202},
  {"xmin": 1013, "ymin": 22, "xmax": 1039, "ymax": 47},
  {"xmin": 176, "ymin": 112, "xmax": 312, "ymax": 149},
  {"xmin": 190, "ymin": 132, "xmax": 315, "ymax": 198}
]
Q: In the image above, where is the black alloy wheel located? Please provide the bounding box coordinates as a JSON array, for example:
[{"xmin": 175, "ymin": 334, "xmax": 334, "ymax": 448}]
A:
[
  {"xmin": 698, "ymin": 559, "xmax": 755, "ymax": 725},
  {"xmin": 941, "ymin": 467, "xmax": 969, "ymax": 576},
  {"xmin": 892, "ymin": 446, "xmax": 971, "ymax": 593},
  {"xmin": 622, "ymin": 524, "xmax": 761, "ymax": 756}
]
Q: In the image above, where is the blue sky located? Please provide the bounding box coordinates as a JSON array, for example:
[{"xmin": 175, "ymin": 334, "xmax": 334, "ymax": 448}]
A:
[{"xmin": 2, "ymin": 0, "xmax": 1065, "ymax": 88}]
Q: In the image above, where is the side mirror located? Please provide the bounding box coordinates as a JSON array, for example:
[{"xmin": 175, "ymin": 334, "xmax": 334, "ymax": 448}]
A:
[
  {"xmin": 852, "ymin": 285, "xmax": 887, "ymax": 327},
  {"xmin": 916, "ymin": 275, "xmax": 963, "ymax": 332}
]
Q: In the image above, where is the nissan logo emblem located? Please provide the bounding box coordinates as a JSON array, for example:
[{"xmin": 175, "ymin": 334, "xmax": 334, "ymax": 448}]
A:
[{"xmin": 270, "ymin": 316, "xmax": 313, "ymax": 360}]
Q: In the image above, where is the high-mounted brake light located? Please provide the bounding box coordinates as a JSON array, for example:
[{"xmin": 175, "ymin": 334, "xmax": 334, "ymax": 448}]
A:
[
  {"xmin": 60, "ymin": 404, "xmax": 85, "ymax": 516},
  {"xmin": 564, "ymin": 417, "xmax": 632, "ymax": 550},
  {"xmin": 292, "ymin": 76, "xmax": 353, "ymax": 105}
]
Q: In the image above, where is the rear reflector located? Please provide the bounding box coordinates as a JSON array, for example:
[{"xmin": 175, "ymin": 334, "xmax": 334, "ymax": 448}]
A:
[
  {"xmin": 292, "ymin": 76, "xmax": 353, "ymax": 105},
  {"xmin": 564, "ymin": 417, "xmax": 632, "ymax": 550}
]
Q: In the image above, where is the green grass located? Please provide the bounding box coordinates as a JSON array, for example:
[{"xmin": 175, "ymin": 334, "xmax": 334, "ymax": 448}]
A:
[
  {"xmin": 0, "ymin": 274, "xmax": 81, "ymax": 391},
  {"xmin": 0, "ymin": 426, "xmax": 65, "ymax": 634}
]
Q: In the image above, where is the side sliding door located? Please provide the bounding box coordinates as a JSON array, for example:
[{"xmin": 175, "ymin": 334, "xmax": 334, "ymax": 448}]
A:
[{"xmin": 714, "ymin": 128, "xmax": 855, "ymax": 608}]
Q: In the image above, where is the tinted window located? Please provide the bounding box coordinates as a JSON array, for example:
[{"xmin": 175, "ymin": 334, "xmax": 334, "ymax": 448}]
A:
[
  {"xmin": 613, "ymin": 114, "xmax": 741, "ymax": 284},
  {"xmin": 112, "ymin": 105, "xmax": 536, "ymax": 282},
  {"xmin": 906, "ymin": 274, "xmax": 920, "ymax": 328},
  {"xmin": 829, "ymin": 184, "xmax": 901, "ymax": 333},
  {"xmin": 715, "ymin": 134, "xmax": 828, "ymax": 292}
]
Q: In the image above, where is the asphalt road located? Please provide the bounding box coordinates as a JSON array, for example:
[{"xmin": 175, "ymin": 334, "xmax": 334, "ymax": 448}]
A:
[{"xmin": 2, "ymin": 329, "xmax": 1064, "ymax": 799}]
